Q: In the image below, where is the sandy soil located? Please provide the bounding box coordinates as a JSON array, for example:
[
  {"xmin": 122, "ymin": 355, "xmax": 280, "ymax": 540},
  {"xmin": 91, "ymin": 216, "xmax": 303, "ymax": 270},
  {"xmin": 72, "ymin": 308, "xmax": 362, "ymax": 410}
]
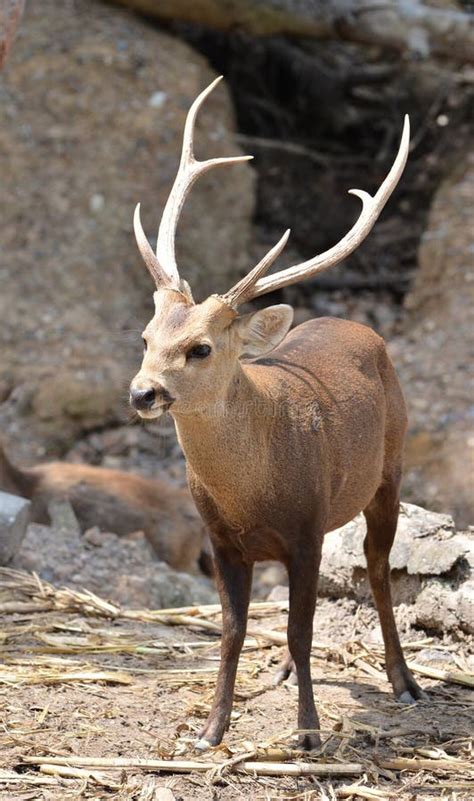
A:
[{"xmin": 1, "ymin": 580, "xmax": 472, "ymax": 800}]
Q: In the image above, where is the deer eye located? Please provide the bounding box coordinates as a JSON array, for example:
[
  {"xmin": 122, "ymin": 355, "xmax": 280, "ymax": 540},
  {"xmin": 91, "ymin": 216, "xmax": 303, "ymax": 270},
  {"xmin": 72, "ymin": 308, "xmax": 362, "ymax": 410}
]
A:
[
  {"xmin": 186, "ymin": 343, "xmax": 211, "ymax": 360},
  {"xmin": 142, "ymin": 337, "xmax": 148, "ymax": 351}
]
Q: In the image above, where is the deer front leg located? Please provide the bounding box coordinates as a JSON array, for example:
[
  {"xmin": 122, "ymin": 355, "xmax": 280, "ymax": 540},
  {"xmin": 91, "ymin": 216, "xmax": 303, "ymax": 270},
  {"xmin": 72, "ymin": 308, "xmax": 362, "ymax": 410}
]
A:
[
  {"xmin": 195, "ymin": 545, "xmax": 253, "ymax": 750},
  {"xmin": 287, "ymin": 541, "xmax": 322, "ymax": 751}
]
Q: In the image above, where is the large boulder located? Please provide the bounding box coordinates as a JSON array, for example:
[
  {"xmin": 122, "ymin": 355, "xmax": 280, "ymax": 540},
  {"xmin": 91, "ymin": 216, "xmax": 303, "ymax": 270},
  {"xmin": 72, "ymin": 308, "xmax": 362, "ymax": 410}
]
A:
[
  {"xmin": 0, "ymin": 0, "xmax": 255, "ymax": 457},
  {"xmin": 110, "ymin": 0, "xmax": 474, "ymax": 62},
  {"xmin": 261, "ymin": 503, "xmax": 474, "ymax": 634},
  {"xmin": 390, "ymin": 154, "xmax": 474, "ymax": 527},
  {"xmin": 318, "ymin": 503, "xmax": 473, "ymax": 605}
]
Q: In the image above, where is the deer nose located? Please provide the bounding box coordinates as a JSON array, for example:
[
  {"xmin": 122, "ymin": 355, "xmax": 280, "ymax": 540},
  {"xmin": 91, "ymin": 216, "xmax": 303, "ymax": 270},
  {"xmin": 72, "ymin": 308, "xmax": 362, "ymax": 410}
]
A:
[{"xmin": 130, "ymin": 387, "xmax": 156, "ymax": 410}]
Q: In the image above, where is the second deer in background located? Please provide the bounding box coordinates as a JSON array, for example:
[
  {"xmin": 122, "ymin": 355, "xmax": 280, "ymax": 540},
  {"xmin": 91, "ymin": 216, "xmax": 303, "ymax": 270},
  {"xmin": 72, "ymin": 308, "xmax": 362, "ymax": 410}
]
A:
[{"xmin": 0, "ymin": 441, "xmax": 209, "ymax": 575}]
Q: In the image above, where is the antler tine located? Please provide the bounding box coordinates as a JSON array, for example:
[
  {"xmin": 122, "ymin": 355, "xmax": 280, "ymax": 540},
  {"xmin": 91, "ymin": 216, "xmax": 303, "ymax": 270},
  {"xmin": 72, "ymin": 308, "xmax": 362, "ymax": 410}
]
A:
[
  {"xmin": 133, "ymin": 203, "xmax": 170, "ymax": 288},
  {"xmin": 156, "ymin": 76, "xmax": 253, "ymax": 286},
  {"xmin": 220, "ymin": 229, "xmax": 291, "ymax": 308},
  {"xmin": 226, "ymin": 115, "xmax": 410, "ymax": 304}
]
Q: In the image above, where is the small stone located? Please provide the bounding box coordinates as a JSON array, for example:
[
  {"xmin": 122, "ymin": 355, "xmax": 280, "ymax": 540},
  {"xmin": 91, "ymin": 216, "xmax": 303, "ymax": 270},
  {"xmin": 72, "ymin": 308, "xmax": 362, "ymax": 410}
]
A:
[
  {"xmin": 89, "ymin": 193, "xmax": 105, "ymax": 212},
  {"xmin": 364, "ymin": 624, "xmax": 384, "ymax": 645},
  {"xmin": 140, "ymin": 781, "xmax": 176, "ymax": 801},
  {"xmin": 47, "ymin": 498, "xmax": 80, "ymax": 534},
  {"xmin": 266, "ymin": 584, "xmax": 289, "ymax": 602},
  {"xmin": 416, "ymin": 648, "xmax": 456, "ymax": 667},
  {"xmin": 148, "ymin": 90, "xmax": 167, "ymax": 108},
  {"xmin": 155, "ymin": 790, "xmax": 176, "ymax": 801},
  {"xmin": 83, "ymin": 526, "xmax": 103, "ymax": 546},
  {"xmin": 259, "ymin": 564, "xmax": 287, "ymax": 588},
  {"xmin": 0, "ymin": 491, "xmax": 31, "ymax": 564}
]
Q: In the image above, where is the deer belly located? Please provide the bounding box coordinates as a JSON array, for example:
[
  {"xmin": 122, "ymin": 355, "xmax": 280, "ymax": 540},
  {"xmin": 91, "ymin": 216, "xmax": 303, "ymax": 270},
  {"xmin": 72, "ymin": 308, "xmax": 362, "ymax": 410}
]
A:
[
  {"xmin": 326, "ymin": 455, "xmax": 384, "ymax": 532},
  {"xmin": 226, "ymin": 525, "xmax": 290, "ymax": 564}
]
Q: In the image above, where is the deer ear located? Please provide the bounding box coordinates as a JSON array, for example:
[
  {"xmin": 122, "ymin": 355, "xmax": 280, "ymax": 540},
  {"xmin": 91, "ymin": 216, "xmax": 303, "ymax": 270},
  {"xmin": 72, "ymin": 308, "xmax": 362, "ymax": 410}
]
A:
[{"xmin": 235, "ymin": 304, "xmax": 294, "ymax": 358}]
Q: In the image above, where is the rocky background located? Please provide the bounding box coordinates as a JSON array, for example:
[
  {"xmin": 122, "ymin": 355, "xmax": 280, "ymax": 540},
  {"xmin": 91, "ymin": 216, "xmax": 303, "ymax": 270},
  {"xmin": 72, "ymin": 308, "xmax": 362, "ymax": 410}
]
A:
[{"xmin": 0, "ymin": 0, "xmax": 472, "ymax": 530}]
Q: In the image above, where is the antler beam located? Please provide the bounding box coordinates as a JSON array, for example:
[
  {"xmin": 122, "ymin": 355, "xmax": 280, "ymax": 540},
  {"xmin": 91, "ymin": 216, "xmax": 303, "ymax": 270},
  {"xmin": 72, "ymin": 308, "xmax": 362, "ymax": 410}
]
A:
[
  {"xmin": 220, "ymin": 229, "xmax": 291, "ymax": 307},
  {"xmin": 222, "ymin": 115, "xmax": 410, "ymax": 306},
  {"xmin": 156, "ymin": 77, "xmax": 252, "ymax": 286},
  {"xmin": 134, "ymin": 76, "xmax": 253, "ymax": 290}
]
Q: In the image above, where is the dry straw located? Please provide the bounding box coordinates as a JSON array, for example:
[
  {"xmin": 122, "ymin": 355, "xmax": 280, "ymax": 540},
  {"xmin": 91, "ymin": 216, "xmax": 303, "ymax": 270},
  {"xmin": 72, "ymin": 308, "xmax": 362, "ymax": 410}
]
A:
[{"xmin": 1, "ymin": 566, "xmax": 473, "ymax": 796}]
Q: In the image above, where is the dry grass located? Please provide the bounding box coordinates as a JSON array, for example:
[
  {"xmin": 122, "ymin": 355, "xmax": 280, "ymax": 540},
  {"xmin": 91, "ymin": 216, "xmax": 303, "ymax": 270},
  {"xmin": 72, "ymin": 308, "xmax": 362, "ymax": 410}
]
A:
[{"xmin": 1, "ymin": 567, "xmax": 473, "ymax": 800}]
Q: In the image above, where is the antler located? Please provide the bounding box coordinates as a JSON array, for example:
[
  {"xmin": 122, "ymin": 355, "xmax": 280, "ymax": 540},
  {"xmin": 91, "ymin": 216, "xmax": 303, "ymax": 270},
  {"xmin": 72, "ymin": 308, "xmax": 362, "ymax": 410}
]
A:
[
  {"xmin": 134, "ymin": 76, "xmax": 253, "ymax": 290},
  {"xmin": 221, "ymin": 115, "xmax": 410, "ymax": 307}
]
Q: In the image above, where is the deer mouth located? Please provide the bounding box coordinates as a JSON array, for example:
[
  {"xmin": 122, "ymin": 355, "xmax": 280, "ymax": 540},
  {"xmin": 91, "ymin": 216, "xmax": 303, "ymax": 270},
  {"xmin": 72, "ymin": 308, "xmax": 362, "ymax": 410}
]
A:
[{"xmin": 137, "ymin": 401, "xmax": 173, "ymax": 420}]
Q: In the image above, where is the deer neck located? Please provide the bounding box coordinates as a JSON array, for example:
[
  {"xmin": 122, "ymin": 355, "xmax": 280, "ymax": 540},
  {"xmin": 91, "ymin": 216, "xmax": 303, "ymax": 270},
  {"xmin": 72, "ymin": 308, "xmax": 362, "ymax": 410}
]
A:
[{"xmin": 172, "ymin": 364, "xmax": 275, "ymax": 513}]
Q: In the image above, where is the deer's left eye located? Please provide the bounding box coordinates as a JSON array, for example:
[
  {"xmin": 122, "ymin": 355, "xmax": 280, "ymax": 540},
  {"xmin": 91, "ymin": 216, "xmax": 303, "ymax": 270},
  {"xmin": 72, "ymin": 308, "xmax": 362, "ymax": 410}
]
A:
[
  {"xmin": 142, "ymin": 337, "xmax": 148, "ymax": 351},
  {"xmin": 186, "ymin": 344, "xmax": 212, "ymax": 360}
]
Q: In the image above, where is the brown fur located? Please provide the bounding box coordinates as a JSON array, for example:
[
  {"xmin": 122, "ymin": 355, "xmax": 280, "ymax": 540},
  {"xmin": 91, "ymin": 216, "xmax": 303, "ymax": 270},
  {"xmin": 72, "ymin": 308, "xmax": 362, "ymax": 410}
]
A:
[
  {"xmin": 131, "ymin": 289, "xmax": 426, "ymax": 749},
  {"xmin": 0, "ymin": 442, "xmax": 208, "ymax": 574}
]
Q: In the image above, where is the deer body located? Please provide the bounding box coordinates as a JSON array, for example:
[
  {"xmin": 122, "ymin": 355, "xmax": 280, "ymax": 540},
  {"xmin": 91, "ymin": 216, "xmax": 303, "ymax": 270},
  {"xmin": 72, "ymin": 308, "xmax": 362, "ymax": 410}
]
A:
[
  {"xmin": 178, "ymin": 317, "xmax": 398, "ymax": 543},
  {"xmin": 128, "ymin": 77, "xmax": 425, "ymax": 749},
  {"xmin": 0, "ymin": 443, "xmax": 207, "ymax": 574}
]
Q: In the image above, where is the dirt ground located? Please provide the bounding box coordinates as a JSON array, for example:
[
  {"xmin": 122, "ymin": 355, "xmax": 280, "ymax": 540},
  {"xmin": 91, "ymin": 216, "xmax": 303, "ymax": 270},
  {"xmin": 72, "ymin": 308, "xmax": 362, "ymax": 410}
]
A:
[{"xmin": 1, "ymin": 571, "xmax": 472, "ymax": 800}]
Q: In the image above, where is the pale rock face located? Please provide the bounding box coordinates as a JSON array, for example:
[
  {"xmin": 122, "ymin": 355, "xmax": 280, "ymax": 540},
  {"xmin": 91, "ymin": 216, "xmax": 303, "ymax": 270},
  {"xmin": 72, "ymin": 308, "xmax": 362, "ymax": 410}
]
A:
[
  {"xmin": 390, "ymin": 154, "xmax": 474, "ymax": 528},
  {"xmin": 319, "ymin": 503, "xmax": 474, "ymax": 633},
  {"xmin": 0, "ymin": 0, "xmax": 255, "ymax": 455},
  {"xmin": 259, "ymin": 503, "xmax": 474, "ymax": 634}
]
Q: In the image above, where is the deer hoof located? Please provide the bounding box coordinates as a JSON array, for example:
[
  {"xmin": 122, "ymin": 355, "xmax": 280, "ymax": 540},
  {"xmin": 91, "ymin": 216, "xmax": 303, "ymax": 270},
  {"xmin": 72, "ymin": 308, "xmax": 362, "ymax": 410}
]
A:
[
  {"xmin": 297, "ymin": 732, "xmax": 321, "ymax": 751},
  {"xmin": 398, "ymin": 690, "xmax": 416, "ymax": 704},
  {"xmin": 287, "ymin": 669, "xmax": 298, "ymax": 686},
  {"xmin": 194, "ymin": 738, "xmax": 212, "ymax": 752},
  {"xmin": 397, "ymin": 688, "xmax": 428, "ymax": 704},
  {"xmin": 273, "ymin": 667, "xmax": 298, "ymax": 686},
  {"xmin": 273, "ymin": 667, "xmax": 287, "ymax": 686},
  {"xmin": 273, "ymin": 653, "xmax": 297, "ymax": 686}
]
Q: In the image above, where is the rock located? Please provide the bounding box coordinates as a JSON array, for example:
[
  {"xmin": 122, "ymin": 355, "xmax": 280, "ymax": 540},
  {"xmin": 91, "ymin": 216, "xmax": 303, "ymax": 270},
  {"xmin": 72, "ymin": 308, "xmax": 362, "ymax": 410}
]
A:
[
  {"xmin": 415, "ymin": 648, "xmax": 457, "ymax": 668},
  {"xmin": 12, "ymin": 521, "xmax": 217, "ymax": 608},
  {"xmin": 413, "ymin": 578, "xmax": 474, "ymax": 635},
  {"xmin": 390, "ymin": 153, "xmax": 474, "ymax": 527},
  {"xmin": 266, "ymin": 584, "xmax": 289, "ymax": 602},
  {"xmin": 110, "ymin": 0, "xmax": 474, "ymax": 63},
  {"xmin": 0, "ymin": 490, "xmax": 31, "ymax": 564},
  {"xmin": 258, "ymin": 503, "xmax": 474, "ymax": 635},
  {"xmin": 155, "ymin": 790, "xmax": 176, "ymax": 801},
  {"xmin": 319, "ymin": 503, "xmax": 473, "ymax": 606},
  {"xmin": 258, "ymin": 505, "xmax": 473, "ymax": 625},
  {"xmin": 258, "ymin": 563, "xmax": 287, "ymax": 590},
  {"xmin": 136, "ymin": 783, "xmax": 176, "ymax": 801},
  {"xmin": 46, "ymin": 498, "xmax": 81, "ymax": 535},
  {"xmin": 0, "ymin": 0, "xmax": 255, "ymax": 457}
]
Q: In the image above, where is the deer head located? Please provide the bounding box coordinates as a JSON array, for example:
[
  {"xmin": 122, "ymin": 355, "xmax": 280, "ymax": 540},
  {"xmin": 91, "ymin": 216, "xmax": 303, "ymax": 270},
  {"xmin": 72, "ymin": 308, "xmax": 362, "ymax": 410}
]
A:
[{"xmin": 129, "ymin": 76, "xmax": 409, "ymax": 419}]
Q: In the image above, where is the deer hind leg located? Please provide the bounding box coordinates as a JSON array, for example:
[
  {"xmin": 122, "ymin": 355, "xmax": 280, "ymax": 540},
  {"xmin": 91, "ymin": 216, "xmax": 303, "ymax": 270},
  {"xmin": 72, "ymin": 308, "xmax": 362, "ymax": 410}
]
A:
[
  {"xmin": 195, "ymin": 545, "xmax": 253, "ymax": 750},
  {"xmin": 273, "ymin": 651, "xmax": 297, "ymax": 686},
  {"xmin": 286, "ymin": 540, "xmax": 322, "ymax": 750},
  {"xmin": 363, "ymin": 479, "xmax": 427, "ymax": 703}
]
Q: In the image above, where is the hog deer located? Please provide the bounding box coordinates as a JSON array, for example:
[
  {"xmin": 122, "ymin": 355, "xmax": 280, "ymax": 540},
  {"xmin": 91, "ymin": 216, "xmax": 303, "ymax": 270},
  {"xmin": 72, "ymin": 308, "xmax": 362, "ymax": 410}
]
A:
[
  {"xmin": 129, "ymin": 77, "xmax": 426, "ymax": 750},
  {"xmin": 0, "ymin": 441, "xmax": 209, "ymax": 574}
]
